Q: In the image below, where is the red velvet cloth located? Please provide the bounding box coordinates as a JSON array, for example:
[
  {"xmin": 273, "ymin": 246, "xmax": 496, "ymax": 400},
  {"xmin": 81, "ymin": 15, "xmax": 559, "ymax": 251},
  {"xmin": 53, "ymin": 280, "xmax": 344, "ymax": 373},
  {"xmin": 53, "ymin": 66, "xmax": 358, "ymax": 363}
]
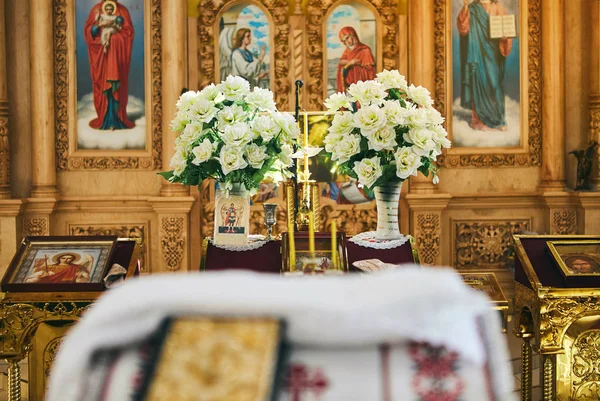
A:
[
  {"xmin": 203, "ymin": 241, "xmax": 283, "ymax": 274},
  {"xmin": 84, "ymin": 1, "xmax": 135, "ymax": 129},
  {"xmin": 515, "ymin": 236, "xmax": 600, "ymax": 288}
]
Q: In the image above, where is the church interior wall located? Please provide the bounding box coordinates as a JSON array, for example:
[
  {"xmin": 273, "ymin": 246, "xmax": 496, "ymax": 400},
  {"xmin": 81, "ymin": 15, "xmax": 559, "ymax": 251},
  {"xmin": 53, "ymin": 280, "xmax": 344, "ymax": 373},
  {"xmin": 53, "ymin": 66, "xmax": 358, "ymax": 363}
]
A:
[{"xmin": 0, "ymin": 0, "xmax": 598, "ymax": 280}]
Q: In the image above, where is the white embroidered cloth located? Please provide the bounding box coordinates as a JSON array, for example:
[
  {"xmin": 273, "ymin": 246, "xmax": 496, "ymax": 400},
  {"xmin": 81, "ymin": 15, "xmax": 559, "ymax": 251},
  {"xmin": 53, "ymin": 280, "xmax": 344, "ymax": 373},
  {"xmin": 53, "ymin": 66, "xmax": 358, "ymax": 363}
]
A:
[
  {"xmin": 210, "ymin": 234, "xmax": 268, "ymax": 251},
  {"xmin": 47, "ymin": 268, "xmax": 512, "ymax": 401},
  {"xmin": 349, "ymin": 231, "xmax": 411, "ymax": 249}
]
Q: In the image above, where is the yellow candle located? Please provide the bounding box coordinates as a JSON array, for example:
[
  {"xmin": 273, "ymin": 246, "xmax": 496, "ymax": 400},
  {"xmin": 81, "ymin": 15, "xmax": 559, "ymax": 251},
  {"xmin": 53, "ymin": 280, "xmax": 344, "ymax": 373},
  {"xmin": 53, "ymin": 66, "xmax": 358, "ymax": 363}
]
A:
[
  {"xmin": 288, "ymin": 220, "xmax": 296, "ymax": 271},
  {"xmin": 331, "ymin": 221, "xmax": 337, "ymax": 270},
  {"xmin": 303, "ymin": 112, "xmax": 309, "ymax": 176},
  {"xmin": 308, "ymin": 211, "xmax": 315, "ymax": 258}
]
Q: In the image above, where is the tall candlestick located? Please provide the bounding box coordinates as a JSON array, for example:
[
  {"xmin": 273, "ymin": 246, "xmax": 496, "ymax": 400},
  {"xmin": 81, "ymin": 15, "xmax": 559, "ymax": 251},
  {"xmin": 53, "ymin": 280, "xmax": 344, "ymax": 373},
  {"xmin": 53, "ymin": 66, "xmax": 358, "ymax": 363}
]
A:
[
  {"xmin": 288, "ymin": 220, "xmax": 296, "ymax": 271},
  {"xmin": 331, "ymin": 221, "xmax": 337, "ymax": 270},
  {"xmin": 303, "ymin": 112, "xmax": 309, "ymax": 176},
  {"xmin": 308, "ymin": 211, "xmax": 315, "ymax": 258}
]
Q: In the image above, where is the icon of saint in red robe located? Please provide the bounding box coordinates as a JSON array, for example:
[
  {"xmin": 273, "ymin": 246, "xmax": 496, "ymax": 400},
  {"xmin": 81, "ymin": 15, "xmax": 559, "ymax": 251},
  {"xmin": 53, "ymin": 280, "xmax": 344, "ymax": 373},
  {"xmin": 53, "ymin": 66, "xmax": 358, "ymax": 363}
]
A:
[
  {"xmin": 84, "ymin": 0, "xmax": 135, "ymax": 130},
  {"xmin": 24, "ymin": 252, "xmax": 93, "ymax": 284},
  {"xmin": 336, "ymin": 26, "xmax": 376, "ymax": 93}
]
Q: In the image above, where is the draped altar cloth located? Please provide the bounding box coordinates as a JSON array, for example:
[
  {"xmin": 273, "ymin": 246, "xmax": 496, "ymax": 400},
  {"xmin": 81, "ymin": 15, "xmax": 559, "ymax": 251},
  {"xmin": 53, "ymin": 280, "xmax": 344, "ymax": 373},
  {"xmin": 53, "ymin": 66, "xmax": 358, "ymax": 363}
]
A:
[{"xmin": 47, "ymin": 268, "xmax": 514, "ymax": 401}]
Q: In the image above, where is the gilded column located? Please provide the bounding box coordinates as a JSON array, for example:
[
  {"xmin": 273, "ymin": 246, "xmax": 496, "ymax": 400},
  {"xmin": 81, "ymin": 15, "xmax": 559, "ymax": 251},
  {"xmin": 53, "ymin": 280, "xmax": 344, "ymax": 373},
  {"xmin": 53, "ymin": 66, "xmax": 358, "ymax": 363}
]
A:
[
  {"xmin": 540, "ymin": 0, "xmax": 566, "ymax": 190},
  {"xmin": 0, "ymin": 0, "xmax": 10, "ymax": 199},
  {"xmin": 590, "ymin": 0, "xmax": 600, "ymax": 187},
  {"xmin": 408, "ymin": 0, "xmax": 436, "ymax": 194},
  {"xmin": 150, "ymin": 0, "xmax": 194, "ymax": 271},
  {"xmin": 29, "ymin": 0, "xmax": 57, "ymax": 198},
  {"xmin": 160, "ymin": 0, "xmax": 189, "ymax": 198}
]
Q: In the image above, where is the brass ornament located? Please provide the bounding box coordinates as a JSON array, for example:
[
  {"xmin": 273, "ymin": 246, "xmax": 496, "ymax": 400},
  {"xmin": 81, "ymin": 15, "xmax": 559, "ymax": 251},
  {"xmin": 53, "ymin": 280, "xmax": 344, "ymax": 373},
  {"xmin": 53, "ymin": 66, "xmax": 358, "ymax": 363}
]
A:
[
  {"xmin": 434, "ymin": 0, "xmax": 542, "ymax": 167},
  {"xmin": 43, "ymin": 337, "xmax": 64, "ymax": 385},
  {"xmin": 572, "ymin": 330, "xmax": 600, "ymax": 400},
  {"xmin": 54, "ymin": 0, "xmax": 163, "ymax": 171},
  {"xmin": 454, "ymin": 220, "xmax": 530, "ymax": 269},
  {"xmin": 540, "ymin": 297, "xmax": 600, "ymax": 352},
  {"xmin": 0, "ymin": 100, "xmax": 10, "ymax": 188}
]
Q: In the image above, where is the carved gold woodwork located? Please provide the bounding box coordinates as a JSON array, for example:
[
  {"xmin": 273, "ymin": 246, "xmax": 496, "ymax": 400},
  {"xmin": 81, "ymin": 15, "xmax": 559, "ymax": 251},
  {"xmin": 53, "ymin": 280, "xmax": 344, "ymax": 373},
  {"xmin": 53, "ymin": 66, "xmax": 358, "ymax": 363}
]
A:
[
  {"xmin": 54, "ymin": 0, "xmax": 163, "ymax": 171},
  {"xmin": 69, "ymin": 224, "xmax": 148, "ymax": 272},
  {"xmin": 0, "ymin": 101, "xmax": 9, "ymax": 192},
  {"xmin": 22, "ymin": 217, "xmax": 49, "ymax": 237},
  {"xmin": 551, "ymin": 209, "xmax": 578, "ymax": 235},
  {"xmin": 197, "ymin": 0, "xmax": 291, "ymax": 110},
  {"xmin": 434, "ymin": 0, "xmax": 542, "ymax": 167},
  {"xmin": 305, "ymin": 0, "xmax": 399, "ymax": 111},
  {"xmin": 513, "ymin": 235, "xmax": 600, "ymax": 401},
  {"xmin": 415, "ymin": 213, "xmax": 441, "ymax": 266},
  {"xmin": 43, "ymin": 337, "xmax": 63, "ymax": 384},
  {"xmin": 591, "ymin": 95, "xmax": 600, "ymax": 178},
  {"xmin": 454, "ymin": 220, "xmax": 530, "ymax": 269},
  {"xmin": 160, "ymin": 216, "xmax": 185, "ymax": 271},
  {"xmin": 572, "ymin": 330, "xmax": 600, "ymax": 400}
]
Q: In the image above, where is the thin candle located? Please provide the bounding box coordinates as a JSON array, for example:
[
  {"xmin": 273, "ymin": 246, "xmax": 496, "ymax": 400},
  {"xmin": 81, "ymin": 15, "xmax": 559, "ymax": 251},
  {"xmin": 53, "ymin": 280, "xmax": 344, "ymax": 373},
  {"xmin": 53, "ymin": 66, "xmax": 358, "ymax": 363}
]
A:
[
  {"xmin": 331, "ymin": 221, "xmax": 337, "ymax": 270},
  {"xmin": 308, "ymin": 211, "xmax": 315, "ymax": 258},
  {"xmin": 303, "ymin": 112, "xmax": 309, "ymax": 176},
  {"xmin": 288, "ymin": 220, "xmax": 296, "ymax": 271}
]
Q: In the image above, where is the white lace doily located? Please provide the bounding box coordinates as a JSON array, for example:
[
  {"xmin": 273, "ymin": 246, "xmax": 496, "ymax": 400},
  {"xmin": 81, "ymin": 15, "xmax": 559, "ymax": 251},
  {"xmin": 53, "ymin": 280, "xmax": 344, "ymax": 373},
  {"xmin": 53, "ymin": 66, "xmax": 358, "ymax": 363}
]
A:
[
  {"xmin": 210, "ymin": 235, "xmax": 268, "ymax": 251},
  {"xmin": 349, "ymin": 232, "xmax": 411, "ymax": 249}
]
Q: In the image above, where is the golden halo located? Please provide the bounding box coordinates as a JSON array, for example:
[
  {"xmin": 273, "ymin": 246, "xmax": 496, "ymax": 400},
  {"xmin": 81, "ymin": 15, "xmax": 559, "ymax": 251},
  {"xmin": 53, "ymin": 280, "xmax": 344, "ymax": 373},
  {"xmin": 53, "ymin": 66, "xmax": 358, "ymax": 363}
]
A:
[
  {"xmin": 102, "ymin": 1, "xmax": 117, "ymax": 13},
  {"xmin": 51, "ymin": 252, "xmax": 81, "ymax": 264}
]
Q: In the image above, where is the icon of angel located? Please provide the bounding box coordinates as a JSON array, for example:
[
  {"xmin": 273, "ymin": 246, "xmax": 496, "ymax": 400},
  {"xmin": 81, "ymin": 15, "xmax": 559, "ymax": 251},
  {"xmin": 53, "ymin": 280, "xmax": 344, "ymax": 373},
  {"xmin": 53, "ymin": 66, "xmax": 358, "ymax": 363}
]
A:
[
  {"xmin": 220, "ymin": 202, "xmax": 244, "ymax": 233},
  {"xmin": 219, "ymin": 26, "xmax": 267, "ymax": 87},
  {"xmin": 24, "ymin": 252, "xmax": 94, "ymax": 284}
]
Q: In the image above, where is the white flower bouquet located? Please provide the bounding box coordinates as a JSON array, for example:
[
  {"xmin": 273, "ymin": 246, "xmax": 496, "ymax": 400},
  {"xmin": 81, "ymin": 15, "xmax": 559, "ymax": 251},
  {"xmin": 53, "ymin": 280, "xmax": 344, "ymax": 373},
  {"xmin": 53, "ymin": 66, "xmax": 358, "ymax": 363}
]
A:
[
  {"xmin": 160, "ymin": 75, "xmax": 298, "ymax": 194},
  {"xmin": 322, "ymin": 70, "xmax": 451, "ymax": 190}
]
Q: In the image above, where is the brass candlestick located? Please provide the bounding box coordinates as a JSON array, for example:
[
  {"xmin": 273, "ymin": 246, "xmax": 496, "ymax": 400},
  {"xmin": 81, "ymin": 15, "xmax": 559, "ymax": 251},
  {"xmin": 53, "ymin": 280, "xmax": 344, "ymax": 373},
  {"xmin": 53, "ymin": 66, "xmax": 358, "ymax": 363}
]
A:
[{"xmin": 262, "ymin": 203, "xmax": 277, "ymax": 240}]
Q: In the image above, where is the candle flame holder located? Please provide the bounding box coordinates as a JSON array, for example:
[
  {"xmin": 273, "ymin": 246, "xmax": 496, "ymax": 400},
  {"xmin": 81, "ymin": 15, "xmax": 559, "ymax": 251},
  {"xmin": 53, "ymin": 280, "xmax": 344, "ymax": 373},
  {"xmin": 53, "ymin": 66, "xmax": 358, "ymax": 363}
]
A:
[{"xmin": 262, "ymin": 203, "xmax": 277, "ymax": 240}]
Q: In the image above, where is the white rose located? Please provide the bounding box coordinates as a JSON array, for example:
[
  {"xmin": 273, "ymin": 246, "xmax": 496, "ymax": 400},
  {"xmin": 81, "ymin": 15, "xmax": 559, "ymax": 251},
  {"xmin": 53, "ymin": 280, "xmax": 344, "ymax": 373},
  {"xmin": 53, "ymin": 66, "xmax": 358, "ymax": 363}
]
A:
[
  {"xmin": 176, "ymin": 91, "xmax": 201, "ymax": 113},
  {"xmin": 273, "ymin": 113, "xmax": 300, "ymax": 140},
  {"xmin": 354, "ymin": 104, "xmax": 387, "ymax": 135},
  {"xmin": 394, "ymin": 146, "xmax": 422, "ymax": 179},
  {"xmin": 181, "ymin": 121, "xmax": 203, "ymax": 142},
  {"xmin": 382, "ymin": 100, "xmax": 411, "ymax": 127},
  {"xmin": 187, "ymin": 97, "xmax": 219, "ymax": 123},
  {"xmin": 353, "ymin": 156, "xmax": 383, "ymax": 188},
  {"xmin": 217, "ymin": 105, "xmax": 247, "ymax": 129},
  {"xmin": 221, "ymin": 123, "xmax": 254, "ymax": 148},
  {"xmin": 406, "ymin": 84, "xmax": 433, "ymax": 107},
  {"xmin": 403, "ymin": 128, "xmax": 437, "ymax": 156},
  {"xmin": 251, "ymin": 115, "xmax": 281, "ymax": 142},
  {"xmin": 199, "ymin": 83, "xmax": 225, "ymax": 104},
  {"xmin": 324, "ymin": 92, "xmax": 352, "ymax": 113},
  {"xmin": 347, "ymin": 80, "xmax": 387, "ymax": 106},
  {"xmin": 170, "ymin": 112, "xmax": 189, "ymax": 132},
  {"xmin": 218, "ymin": 75, "xmax": 251, "ymax": 101},
  {"xmin": 323, "ymin": 132, "xmax": 344, "ymax": 153},
  {"xmin": 426, "ymin": 107, "xmax": 445, "ymax": 126},
  {"xmin": 191, "ymin": 138, "xmax": 213, "ymax": 165},
  {"xmin": 280, "ymin": 143, "xmax": 293, "ymax": 166},
  {"xmin": 245, "ymin": 143, "xmax": 268, "ymax": 169},
  {"xmin": 406, "ymin": 107, "xmax": 430, "ymax": 128},
  {"xmin": 246, "ymin": 87, "xmax": 276, "ymax": 111},
  {"xmin": 219, "ymin": 145, "xmax": 248, "ymax": 175},
  {"xmin": 432, "ymin": 125, "xmax": 451, "ymax": 149},
  {"xmin": 170, "ymin": 148, "xmax": 189, "ymax": 177},
  {"xmin": 376, "ymin": 70, "xmax": 408, "ymax": 91},
  {"xmin": 329, "ymin": 112, "xmax": 356, "ymax": 136},
  {"xmin": 332, "ymin": 134, "xmax": 361, "ymax": 163},
  {"xmin": 367, "ymin": 126, "xmax": 397, "ymax": 151}
]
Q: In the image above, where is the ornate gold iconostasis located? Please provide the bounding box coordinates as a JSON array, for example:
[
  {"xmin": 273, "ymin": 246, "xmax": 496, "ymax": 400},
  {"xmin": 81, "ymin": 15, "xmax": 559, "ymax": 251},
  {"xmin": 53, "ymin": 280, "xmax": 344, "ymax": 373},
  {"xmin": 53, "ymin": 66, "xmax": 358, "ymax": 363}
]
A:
[{"xmin": 0, "ymin": 0, "xmax": 598, "ymax": 281}]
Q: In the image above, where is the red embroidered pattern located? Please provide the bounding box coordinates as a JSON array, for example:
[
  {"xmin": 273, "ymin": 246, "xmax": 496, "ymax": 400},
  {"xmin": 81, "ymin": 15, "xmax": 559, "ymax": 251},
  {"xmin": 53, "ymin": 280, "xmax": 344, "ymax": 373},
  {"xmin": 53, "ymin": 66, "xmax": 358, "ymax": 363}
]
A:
[
  {"xmin": 409, "ymin": 342, "xmax": 465, "ymax": 401},
  {"xmin": 283, "ymin": 364, "xmax": 329, "ymax": 401}
]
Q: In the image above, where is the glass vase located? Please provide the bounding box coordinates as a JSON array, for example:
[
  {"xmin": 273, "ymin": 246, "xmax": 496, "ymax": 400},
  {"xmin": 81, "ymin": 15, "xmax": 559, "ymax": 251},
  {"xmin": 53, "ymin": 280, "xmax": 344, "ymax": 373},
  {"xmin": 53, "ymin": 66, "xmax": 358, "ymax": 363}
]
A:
[
  {"xmin": 373, "ymin": 182, "xmax": 403, "ymax": 240},
  {"xmin": 213, "ymin": 182, "xmax": 250, "ymax": 245}
]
